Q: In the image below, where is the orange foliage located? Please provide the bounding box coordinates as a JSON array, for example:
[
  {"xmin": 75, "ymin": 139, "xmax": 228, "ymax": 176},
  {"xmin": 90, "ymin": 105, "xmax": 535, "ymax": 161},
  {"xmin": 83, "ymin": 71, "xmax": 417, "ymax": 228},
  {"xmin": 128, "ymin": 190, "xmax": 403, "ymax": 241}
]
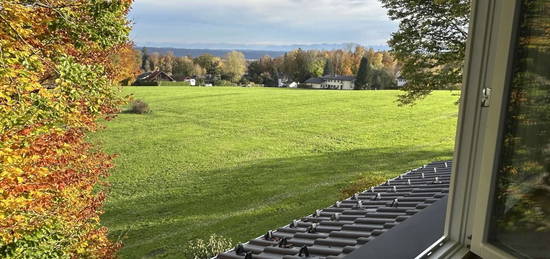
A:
[
  {"xmin": 0, "ymin": 0, "xmax": 133, "ymax": 257},
  {"xmin": 109, "ymin": 43, "xmax": 142, "ymax": 85}
]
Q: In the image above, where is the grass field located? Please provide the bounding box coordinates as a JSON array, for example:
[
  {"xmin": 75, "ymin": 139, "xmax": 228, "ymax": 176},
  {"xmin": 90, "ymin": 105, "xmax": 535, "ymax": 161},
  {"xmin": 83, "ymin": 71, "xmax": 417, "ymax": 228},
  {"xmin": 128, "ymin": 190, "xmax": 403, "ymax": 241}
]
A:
[{"xmin": 91, "ymin": 86, "xmax": 459, "ymax": 258}]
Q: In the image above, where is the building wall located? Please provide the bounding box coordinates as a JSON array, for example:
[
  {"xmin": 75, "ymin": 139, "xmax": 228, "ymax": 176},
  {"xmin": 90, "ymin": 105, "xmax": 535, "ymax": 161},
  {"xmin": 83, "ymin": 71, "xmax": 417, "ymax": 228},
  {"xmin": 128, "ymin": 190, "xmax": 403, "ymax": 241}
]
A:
[
  {"xmin": 397, "ymin": 79, "xmax": 406, "ymax": 87},
  {"xmin": 342, "ymin": 81, "xmax": 355, "ymax": 90},
  {"xmin": 308, "ymin": 80, "xmax": 355, "ymax": 90},
  {"xmin": 320, "ymin": 80, "xmax": 355, "ymax": 90},
  {"xmin": 308, "ymin": 83, "xmax": 322, "ymax": 89},
  {"xmin": 184, "ymin": 79, "xmax": 196, "ymax": 86}
]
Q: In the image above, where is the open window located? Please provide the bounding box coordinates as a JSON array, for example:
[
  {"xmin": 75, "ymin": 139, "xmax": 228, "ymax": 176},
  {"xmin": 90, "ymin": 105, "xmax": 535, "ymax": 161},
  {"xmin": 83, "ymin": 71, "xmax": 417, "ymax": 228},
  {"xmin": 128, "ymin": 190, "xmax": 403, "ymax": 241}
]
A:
[{"xmin": 421, "ymin": 0, "xmax": 549, "ymax": 258}]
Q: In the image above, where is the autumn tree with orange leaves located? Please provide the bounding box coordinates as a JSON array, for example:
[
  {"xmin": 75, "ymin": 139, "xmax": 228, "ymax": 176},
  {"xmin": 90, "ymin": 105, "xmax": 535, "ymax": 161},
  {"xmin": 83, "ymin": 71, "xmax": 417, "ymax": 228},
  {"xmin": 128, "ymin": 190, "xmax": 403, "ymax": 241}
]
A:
[
  {"xmin": 0, "ymin": 0, "xmax": 133, "ymax": 257},
  {"xmin": 110, "ymin": 43, "xmax": 142, "ymax": 86}
]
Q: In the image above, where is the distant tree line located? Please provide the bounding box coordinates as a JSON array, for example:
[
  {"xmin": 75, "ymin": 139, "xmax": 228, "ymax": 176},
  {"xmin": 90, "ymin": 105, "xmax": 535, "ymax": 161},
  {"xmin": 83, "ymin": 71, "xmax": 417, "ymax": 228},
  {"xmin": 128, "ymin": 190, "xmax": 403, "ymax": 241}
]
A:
[
  {"xmin": 250, "ymin": 46, "xmax": 400, "ymax": 89},
  {"xmin": 135, "ymin": 45, "xmax": 401, "ymax": 89},
  {"xmin": 137, "ymin": 48, "xmax": 246, "ymax": 85},
  {"xmin": 246, "ymin": 46, "xmax": 401, "ymax": 89}
]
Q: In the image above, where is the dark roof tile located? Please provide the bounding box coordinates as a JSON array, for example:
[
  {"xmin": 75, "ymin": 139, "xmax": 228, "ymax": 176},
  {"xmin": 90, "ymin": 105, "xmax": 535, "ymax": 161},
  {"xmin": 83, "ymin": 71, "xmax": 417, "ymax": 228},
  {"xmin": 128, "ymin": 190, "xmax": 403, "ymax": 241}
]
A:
[
  {"xmin": 304, "ymin": 75, "xmax": 356, "ymax": 84},
  {"xmin": 217, "ymin": 161, "xmax": 453, "ymax": 259},
  {"xmin": 304, "ymin": 78, "xmax": 324, "ymax": 84}
]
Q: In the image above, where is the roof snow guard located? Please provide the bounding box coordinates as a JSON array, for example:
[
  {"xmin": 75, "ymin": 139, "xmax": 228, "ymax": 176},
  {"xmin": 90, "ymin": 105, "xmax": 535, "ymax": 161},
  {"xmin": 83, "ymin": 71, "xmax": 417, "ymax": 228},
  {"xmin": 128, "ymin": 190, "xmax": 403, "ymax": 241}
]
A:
[{"xmin": 217, "ymin": 161, "xmax": 453, "ymax": 259}]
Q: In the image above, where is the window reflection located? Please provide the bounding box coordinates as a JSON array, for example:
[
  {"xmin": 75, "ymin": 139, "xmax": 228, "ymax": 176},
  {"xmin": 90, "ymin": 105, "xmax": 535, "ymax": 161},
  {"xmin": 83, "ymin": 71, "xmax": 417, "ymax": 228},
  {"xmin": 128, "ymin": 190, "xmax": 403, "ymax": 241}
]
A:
[{"xmin": 488, "ymin": 0, "xmax": 550, "ymax": 258}]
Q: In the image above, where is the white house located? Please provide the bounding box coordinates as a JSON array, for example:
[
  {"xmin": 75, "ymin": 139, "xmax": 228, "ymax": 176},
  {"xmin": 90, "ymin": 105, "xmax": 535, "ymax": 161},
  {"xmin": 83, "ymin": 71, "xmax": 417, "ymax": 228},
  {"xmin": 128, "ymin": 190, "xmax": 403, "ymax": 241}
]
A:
[
  {"xmin": 287, "ymin": 82, "xmax": 299, "ymax": 88},
  {"xmin": 278, "ymin": 78, "xmax": 285, "ymax": 87},
  {"xmin": 395, "ymin": 72, "xmax": 406, "ymax": 88},
  {"xmin": 304, "ymin": 75, "xmax": 356, "ymax": 90},
  {"xmin": 184, "ymin": 78, "xmax": 196, "ymax": 86}
]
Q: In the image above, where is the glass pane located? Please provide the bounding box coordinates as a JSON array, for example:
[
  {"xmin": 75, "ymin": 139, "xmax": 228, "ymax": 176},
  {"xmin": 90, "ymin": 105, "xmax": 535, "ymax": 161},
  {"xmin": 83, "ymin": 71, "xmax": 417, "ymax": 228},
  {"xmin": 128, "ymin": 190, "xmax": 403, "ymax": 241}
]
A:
[{"xmin": 487, "ymin": 0, "xmax": 550, "ymax": 258}]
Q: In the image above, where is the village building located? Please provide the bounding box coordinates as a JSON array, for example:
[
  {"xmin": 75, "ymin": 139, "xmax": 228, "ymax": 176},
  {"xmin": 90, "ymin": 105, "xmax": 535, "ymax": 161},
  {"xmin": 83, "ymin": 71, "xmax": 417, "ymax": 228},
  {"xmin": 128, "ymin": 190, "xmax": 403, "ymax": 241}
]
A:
[
  {"xmin": 183, "ymin": 78, "xmax": 196, "ymax": 86},
  {"xmin": 395, "ymin": 71, "xmax": 406, "ymax": 87},
  {"xmin": 287, "ymin": 82, "xmax": 299, "ymax": 88},
  {"xmin": 304, "ymin": 75, "xmax": 356, "ymax": 90},
  {"xmin": 134, "ymin": 71, "xmax": 175, "ymax": 86}
]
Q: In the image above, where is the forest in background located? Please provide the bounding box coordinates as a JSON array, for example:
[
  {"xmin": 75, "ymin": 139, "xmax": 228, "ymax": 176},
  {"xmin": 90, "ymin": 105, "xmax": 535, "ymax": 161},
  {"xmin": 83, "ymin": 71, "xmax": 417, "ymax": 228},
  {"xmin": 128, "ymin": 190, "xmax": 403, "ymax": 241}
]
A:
[{"xmin": 131, "ymin": 46, "xmax": 401, "ymax": 89}]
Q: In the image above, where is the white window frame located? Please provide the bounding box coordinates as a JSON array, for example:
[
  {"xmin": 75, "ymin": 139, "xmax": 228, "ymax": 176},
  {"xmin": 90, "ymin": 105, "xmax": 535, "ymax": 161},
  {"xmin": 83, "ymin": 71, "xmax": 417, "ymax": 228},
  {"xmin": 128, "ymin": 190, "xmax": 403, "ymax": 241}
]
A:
[{"xmin": 417, "ymin": 1, "xmax": 522, "ymax": 258}]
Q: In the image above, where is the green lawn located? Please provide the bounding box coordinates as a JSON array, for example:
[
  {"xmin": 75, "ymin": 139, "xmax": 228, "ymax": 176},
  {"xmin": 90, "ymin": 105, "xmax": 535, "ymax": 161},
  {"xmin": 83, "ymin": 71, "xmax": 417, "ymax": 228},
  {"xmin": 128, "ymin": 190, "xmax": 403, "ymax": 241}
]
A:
[{"xmin": 92, "ymin": 87, "xmax": 459, "ymax": 258}]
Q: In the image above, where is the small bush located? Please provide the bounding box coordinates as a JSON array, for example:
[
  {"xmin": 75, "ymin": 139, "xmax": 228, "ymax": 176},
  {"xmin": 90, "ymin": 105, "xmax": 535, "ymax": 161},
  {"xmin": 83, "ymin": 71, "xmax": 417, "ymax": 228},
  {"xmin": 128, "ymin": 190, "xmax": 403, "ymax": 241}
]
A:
[
  {"xmin": 184, "ymin": 234, "xmax": 233, "ymax": 259},
  {"xmin": 129, "ymin": 100, "xmax": 150, "ymax": 114},
  {"xmin": 214, "ymin": 80, "xmax": 237, "ymax": 87},
  {"xmin": 340, "ymin": 174, "xmax": 388, "ymax": 199},
  {"xmin": 244, "ymin": 82, "xmax": 264, "ymax": 88}
]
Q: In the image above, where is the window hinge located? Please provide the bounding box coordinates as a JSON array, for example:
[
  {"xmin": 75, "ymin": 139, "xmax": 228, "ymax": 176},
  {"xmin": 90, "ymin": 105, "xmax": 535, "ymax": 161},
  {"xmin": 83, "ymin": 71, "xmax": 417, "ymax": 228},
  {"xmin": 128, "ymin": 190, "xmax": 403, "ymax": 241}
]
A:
[{"xmin": 481, "ymin": 88, "xmax": 492, "ymax": 107}]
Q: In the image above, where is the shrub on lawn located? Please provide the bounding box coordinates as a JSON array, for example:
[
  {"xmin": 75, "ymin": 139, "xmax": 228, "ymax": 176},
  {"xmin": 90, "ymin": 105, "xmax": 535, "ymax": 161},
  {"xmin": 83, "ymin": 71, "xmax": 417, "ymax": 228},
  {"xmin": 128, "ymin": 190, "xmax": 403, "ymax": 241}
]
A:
[
  {"xmin": 244, "ymin": 82, "xmax": 264, "ymax": 88},
  {"xmin": 214, "ymin": 80, "xmax": 238, "ymax": 87},
  {"xmin": 340, "ymin": 174, "xmax": 388, "ymax": 199},
  {"xmin": 184, "ymin": 234, "xmax": 233, "ymax": 259},
  {"xmin": 129, "ymin": 100, "xmax": 151, "ymax": 114}
]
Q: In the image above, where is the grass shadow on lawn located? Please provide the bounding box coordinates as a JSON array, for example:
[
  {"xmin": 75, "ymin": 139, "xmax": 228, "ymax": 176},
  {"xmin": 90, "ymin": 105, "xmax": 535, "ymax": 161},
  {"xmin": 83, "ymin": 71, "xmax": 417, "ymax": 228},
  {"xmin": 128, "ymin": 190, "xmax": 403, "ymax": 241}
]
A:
[{"xmin": 103, "ymin": 146, "xmax": 453, "ymax": 258}]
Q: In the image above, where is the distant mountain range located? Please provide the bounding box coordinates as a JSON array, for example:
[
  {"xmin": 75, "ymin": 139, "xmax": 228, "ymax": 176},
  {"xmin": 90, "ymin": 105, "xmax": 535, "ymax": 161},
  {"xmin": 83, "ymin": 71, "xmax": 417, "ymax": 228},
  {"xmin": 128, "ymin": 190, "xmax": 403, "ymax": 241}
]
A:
[
  {"xmin": 135, "ymin": 42, "xmax": 390, "ymax": 60},
  {"xmin": 136, "ymin": 47, "xmax": 287, "ymax": 60}
]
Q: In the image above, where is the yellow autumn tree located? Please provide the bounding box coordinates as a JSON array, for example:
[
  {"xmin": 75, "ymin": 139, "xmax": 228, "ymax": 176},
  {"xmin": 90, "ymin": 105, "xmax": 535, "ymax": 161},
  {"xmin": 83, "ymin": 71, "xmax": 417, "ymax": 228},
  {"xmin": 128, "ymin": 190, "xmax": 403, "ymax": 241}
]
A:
[{"xmin": 0, "ymin": 0, "xmax": 133, "ymax": 257}]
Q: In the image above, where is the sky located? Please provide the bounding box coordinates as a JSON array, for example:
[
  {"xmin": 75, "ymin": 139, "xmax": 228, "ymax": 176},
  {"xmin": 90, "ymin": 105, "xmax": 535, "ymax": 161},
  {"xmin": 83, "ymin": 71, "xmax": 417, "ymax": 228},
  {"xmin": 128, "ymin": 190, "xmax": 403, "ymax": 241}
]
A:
[{"xmin": 129, "ymin": 0, "xmax": 398, "ymax": 48}]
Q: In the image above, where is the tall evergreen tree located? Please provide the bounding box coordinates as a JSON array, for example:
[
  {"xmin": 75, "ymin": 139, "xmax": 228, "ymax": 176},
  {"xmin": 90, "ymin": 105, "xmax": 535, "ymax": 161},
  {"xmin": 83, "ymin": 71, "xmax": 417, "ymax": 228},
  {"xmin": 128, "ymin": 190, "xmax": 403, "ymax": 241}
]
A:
[
  {"xmin": 270, "ymin": 67, "xmax": 280, "ymax": 87},
  {"xmin": 323, "ymin": 59, "xmax": 334, "ymax": 76},
  {"xmin": 141, "ymin": 47, "xmax": 149, "ymax": 71},
  {"xmin": 355, "ymin": 57, "xmax": 370, "ymax": 90}
]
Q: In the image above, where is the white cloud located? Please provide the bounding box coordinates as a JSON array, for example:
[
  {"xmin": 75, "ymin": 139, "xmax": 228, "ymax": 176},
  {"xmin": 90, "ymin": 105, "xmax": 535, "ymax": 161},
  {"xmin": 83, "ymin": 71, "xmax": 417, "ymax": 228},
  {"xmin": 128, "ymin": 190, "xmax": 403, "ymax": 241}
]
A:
[{"xmin": 130, "ymin": 0, "xmax": 397, "ymax": 46}]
